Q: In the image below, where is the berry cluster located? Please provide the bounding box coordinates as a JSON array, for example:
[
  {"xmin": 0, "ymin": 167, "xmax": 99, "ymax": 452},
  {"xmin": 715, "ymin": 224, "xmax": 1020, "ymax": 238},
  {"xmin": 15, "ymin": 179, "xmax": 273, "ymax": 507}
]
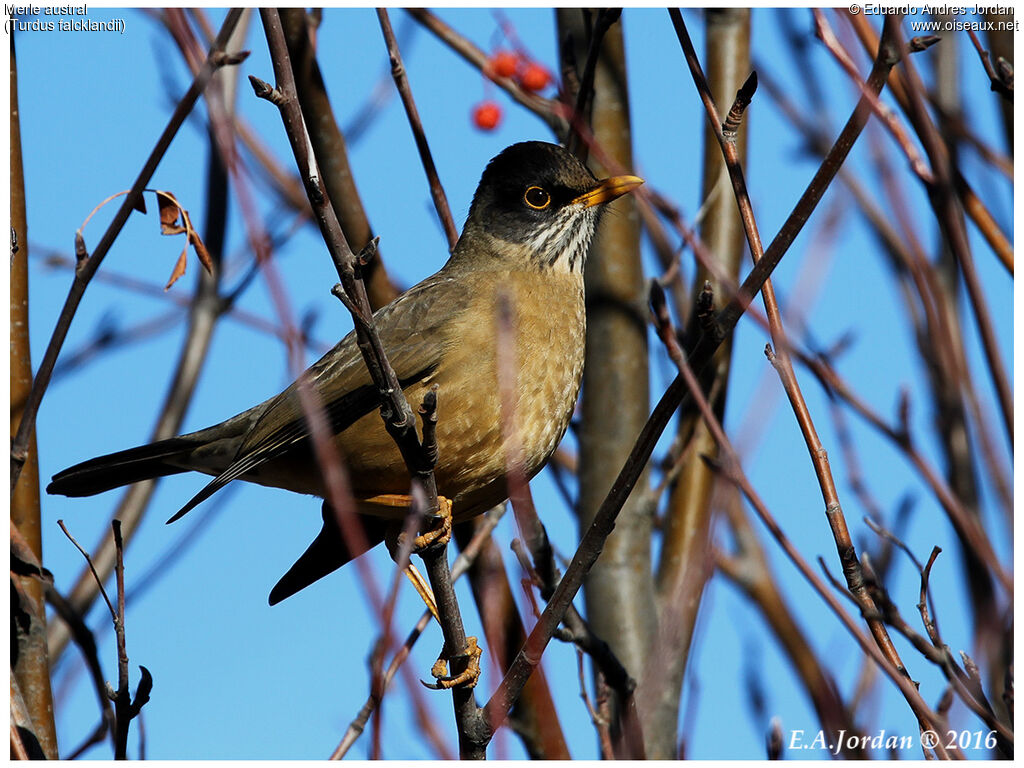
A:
[{"xmin": 472, "ymin": 49, "xmax": 552, "ymax": 132}]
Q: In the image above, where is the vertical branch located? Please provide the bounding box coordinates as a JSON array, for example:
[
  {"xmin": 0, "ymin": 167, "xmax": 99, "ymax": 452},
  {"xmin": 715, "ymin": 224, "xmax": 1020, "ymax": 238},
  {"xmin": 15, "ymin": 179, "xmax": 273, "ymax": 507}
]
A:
[
  {"xmin": 110, "ymin": 522, "xmax": 131, "ymax": 759},
  {"xmin": 256, "ymin": 9, "xmax": 487, "ymax": 756},
  {"xmin": 10, "ymin": 29, "xmax": 58, "ymax": 759},
  {"xmin": 648, "ymin": 9, "xmax": 750, "ymax": 758},
  {"xmin": 453, "ymin": 521, "xmax": 571, "ymax": 759},
  {"xmin": 57, "ymin": 521, "xmax": 151, "ymax": 758},
  {"xmin": 556, "ymin": 9, "xmax": 652, "ymax": 758}
]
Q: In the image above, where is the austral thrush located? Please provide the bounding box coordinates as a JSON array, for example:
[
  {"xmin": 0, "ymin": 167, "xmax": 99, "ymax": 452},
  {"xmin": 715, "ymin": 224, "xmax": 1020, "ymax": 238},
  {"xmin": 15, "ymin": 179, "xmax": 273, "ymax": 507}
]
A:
[{"xmin": 48, "ymin": 141, "xmax": 643, "ymax": 605}]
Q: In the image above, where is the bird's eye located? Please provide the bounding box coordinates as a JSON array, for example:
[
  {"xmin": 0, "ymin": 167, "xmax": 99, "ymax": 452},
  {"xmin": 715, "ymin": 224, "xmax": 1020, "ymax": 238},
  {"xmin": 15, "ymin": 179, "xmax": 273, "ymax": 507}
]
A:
[{"xmin": 523, "ymin": 186, "xmax": 551, "ymax": 210}]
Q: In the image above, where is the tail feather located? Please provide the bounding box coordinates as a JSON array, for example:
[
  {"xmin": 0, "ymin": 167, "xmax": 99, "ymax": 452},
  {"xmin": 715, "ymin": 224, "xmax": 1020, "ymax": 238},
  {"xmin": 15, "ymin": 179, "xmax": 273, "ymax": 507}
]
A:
[
  {"xmin": 47, "ymin": 437, "xmax": 200, "ymax": 498},
  {"xmin": 269, "ymin": 506, "xmax": 387, "ymax": 605}
]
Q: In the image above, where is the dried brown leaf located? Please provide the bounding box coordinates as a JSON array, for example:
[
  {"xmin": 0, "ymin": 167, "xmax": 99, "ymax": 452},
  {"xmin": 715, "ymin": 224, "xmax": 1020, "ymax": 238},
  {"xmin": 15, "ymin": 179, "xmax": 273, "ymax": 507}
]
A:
[
  {"xmin": 165, "ymin": 242, "xmax": 189, "ymax": 290},
  {"xmin": 156, "ymin": 190, "xmax": 186, "ymax": 235},
  {"xmin": 189, "ymin": 229, "xmax": 214, "ymax": 274},
  {"xmin": 156, "ymin": 190, "xmax": 214, "ymax": 285}
]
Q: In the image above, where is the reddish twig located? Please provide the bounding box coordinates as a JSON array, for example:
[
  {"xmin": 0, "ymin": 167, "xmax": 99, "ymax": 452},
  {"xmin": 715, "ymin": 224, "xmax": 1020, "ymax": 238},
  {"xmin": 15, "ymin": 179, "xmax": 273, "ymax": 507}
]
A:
[{"xmin": 966, "ymin": 28, "xmax": 1013, "ymax": 101}]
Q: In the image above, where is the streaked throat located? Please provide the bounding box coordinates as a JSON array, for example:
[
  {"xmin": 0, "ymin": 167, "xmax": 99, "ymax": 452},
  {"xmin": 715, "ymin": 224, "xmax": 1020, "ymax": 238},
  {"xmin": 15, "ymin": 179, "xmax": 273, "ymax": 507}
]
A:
[{"xmin": 525, "ymin": 205, "xmax": 599, "ymax": 274}]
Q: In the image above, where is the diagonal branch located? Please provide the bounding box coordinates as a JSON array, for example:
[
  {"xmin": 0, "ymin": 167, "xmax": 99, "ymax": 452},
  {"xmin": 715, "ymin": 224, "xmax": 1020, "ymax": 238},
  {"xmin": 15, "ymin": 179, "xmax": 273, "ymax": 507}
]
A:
[{"xmin": 377, "ymin": 8, "xmax": 458, "ymax": 250}]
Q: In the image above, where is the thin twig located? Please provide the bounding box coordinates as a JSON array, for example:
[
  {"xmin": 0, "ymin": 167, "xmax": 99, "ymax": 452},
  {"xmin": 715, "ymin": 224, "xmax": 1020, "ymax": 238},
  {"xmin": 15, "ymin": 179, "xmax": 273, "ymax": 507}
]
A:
[
  {"xmin": 564, "ymin": 9, "xmax": 621, "ymax": 159},
  {"xmin": 966, "ymin": 28, "xmax": 1013, "ymax": 100},
  {"xmin": 377, "ymin": 8, "xmax": 458, "ymax": 250},
  {"xmin": 57, "ymin": 521, "xmax": 116, "ymax": 620},
  {"xmin": 706, "ymin": 11, "xmax": 903, "ymax": 344},
  {"xmin": 813, "ymin": 11, "xmax": 933, "ymax": 183}
]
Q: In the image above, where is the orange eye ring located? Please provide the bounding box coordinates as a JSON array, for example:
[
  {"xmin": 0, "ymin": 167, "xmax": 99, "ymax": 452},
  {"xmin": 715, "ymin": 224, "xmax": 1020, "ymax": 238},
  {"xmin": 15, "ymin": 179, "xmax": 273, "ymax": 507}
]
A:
[{"xmin": 524, "ymin": 186, "xmax": 551, "ymax": 210}]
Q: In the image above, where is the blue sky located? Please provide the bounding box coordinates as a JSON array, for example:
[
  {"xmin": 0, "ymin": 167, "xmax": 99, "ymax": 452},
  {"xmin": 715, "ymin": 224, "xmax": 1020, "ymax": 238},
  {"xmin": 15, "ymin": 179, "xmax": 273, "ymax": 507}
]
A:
[{"xmin": 15, "ymin": 6, "xmax": 1013, "ymax": 760}]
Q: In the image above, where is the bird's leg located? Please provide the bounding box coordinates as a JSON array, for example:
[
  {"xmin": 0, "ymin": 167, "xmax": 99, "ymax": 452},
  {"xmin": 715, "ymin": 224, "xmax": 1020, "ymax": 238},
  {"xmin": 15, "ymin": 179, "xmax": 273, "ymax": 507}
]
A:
[
  {"xmin": 371, "ymin": 493, "xmax": 453, "ymax": 553},
  {"xmin": 378, "ymin": 495, "xmax": 480, "ymax": 690},
  {"xmin": 412, "ymin": 494, "xmax": 452, "ymax": 552},
  {"xmin": 425, "ymin": 635, "xmax": 482, "ymax": 690},
  {"xmin": 402, "ymin": 562, "xmax": 439, "ymax": 622},
  {"xmin": 404, "ymin": 563, "xmax": 481, "ymax": 690}
]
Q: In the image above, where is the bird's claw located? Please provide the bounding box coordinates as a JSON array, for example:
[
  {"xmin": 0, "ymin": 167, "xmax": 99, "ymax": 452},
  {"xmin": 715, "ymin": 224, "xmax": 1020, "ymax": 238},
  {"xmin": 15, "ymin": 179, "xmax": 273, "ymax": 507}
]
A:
[
  {"xmin": 412, "ymin": 495, "xmax": 453, "ymax": 553},
  {"xmin": 422, "ymin": 636, "xmax": 481, "ymax": 690}
]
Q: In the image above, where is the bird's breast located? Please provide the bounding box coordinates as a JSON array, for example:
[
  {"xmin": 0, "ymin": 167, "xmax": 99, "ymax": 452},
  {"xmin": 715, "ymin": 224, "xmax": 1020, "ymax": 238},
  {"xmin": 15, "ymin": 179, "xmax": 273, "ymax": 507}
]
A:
[
  {"xmin": 338, "ymin": 269, "xmax": 585, "ymax": 520},
  {"xmin": 431, "ymin": 270, "xmax": 585, "ymax": 513}
]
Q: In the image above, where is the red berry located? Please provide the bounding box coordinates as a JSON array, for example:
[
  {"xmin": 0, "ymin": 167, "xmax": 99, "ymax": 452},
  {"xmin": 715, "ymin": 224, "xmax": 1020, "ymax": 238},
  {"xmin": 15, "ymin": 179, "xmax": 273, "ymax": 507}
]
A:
[
  {"xmin": 518, "ymin": 62, "xmax": 551, "ymax": 92},
  {"xmin": 489, "ymin": 50, "xmax": 518, "ymax": 79},
  {"xmin": 472, "ymin": 101, "xmax": 502, "ymax": 131}
]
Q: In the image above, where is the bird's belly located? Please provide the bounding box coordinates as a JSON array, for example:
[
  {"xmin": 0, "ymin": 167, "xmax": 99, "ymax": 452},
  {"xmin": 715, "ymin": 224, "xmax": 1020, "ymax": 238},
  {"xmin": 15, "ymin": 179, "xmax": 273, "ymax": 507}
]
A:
[{"xmin": 341, "ymin": 272, "xmax": 585, "ymax": 520}]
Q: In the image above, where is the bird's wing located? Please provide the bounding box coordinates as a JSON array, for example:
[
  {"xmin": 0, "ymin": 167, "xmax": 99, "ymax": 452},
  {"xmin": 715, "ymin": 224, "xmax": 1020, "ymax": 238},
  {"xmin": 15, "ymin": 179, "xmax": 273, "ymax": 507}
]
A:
[{"xmin": 167, "ymin": 271, "xmax": 463, "ymax": 522}]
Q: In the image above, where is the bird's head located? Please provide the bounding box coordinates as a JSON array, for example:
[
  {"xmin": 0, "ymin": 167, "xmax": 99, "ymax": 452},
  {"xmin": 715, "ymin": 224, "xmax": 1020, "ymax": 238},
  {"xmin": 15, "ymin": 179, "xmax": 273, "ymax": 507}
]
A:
[{"xmin": 456, "ymin": 141, "xmax": 644, "ymax": 274}]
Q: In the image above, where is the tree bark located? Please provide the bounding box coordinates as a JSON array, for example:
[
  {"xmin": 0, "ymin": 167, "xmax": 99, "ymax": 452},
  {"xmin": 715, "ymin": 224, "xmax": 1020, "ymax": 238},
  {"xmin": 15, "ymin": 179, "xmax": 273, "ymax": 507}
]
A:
[
  {"xmin": 11, "ymin": 31, "xmax": 59, "ymax": 759},
  {"xmin": 557, "ymin": 9, "xmax": 654, "ymax": 756}
]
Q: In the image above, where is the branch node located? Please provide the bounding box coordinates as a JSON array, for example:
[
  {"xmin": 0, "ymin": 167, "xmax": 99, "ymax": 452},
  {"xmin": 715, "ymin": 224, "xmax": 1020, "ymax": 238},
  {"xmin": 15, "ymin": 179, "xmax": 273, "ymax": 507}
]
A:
[
  {"xmin": 696, "ymin": 280, "xmax": 716, "ymax": 331},
  {"xmin": 74, "ymin": 231, "xmax": 89, "ymax": 266},
  {"xmin": 419, "ymin": 385, "xmax": 440, "ymax": 468},
  {"xmin": 722, "ymin": 70, "xmax": 757, "ymax": 137},
  {"xmin": 996, "ymin": 56, "xmax": 1014, "ymax": 92},
  {"xmin": 248, "ymin": 75, "xmax": 286, "ymax": 106},
  {"xmin": 907, "ymin": 35, "xmax": 941, "ymax": 53},
  {"xmin": 356, "ymin": 236, "xmax": 380, "ymax": 274},
  {"xmin": 213, "ymin": 49, "xmax": 251, "ymax": 67}
]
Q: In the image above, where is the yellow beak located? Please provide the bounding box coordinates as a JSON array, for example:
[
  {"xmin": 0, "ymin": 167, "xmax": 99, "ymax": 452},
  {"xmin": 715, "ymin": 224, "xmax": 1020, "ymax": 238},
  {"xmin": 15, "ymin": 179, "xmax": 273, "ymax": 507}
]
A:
[{"xmin": 574, "ymin": 175, "xmax": 645, "ymax": 208}]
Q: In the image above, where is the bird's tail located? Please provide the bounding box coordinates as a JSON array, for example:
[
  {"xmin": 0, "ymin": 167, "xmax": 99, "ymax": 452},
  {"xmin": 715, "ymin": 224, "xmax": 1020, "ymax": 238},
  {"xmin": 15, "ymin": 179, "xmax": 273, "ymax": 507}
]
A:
[
  {"xmin": 269, "ymin": 505, "xmax": 388, "ymax": 605},
  {"xmin": 47, "ymin": 436, "xmax": 202, "ymax": 498}
]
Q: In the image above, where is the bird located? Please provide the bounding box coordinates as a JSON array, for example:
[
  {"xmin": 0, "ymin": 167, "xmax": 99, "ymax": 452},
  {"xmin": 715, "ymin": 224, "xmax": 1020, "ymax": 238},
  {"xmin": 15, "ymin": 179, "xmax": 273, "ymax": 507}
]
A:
[{"xmin": 48, "ymin": 141, "xmax": 644, "ymax": 607}]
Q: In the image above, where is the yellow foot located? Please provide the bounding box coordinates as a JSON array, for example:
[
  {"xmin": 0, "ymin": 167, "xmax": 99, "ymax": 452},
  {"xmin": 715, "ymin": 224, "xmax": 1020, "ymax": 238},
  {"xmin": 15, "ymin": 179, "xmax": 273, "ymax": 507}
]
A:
[
  {"xmin": 423, "ymin": 636, "xmax": 482, "ymax": 690},
  {"xmin": 373, "ymin": 493, "xmax": 453, "ymax": 555},
  {"xmin": 412, "ymin": 495, "xmax": 453, "ymax": 553}
]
